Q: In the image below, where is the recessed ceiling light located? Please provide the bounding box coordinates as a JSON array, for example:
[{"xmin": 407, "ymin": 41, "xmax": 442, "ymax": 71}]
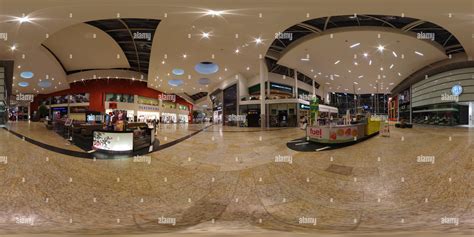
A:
[
  {"xmin": 369, "ymin": 60, "xmax": 372, "ymax": 65},
  {"xmin": 254, "ymin": 37, "xmax": 263, "ymax": 45},
  {"xmin": 10, "ymin": 45, "xmax": 16, "ymax": 51},
  {"xmin": 358, "ymin": 75, "xmax": 363, "ymax": 78},
  {"xmin": 398, "ymin": 72, "xmax": 402, "ymax": 76},
  {"xmin": 16, "ymin": 15, "xmax": 31, "ymax": 23},
  {"xmin": 377, "ymin": 45, "xmax": 385, "ymax": 52},
  {"xmin": 350, "ymin": 43, "xmax": 360, "ymax": 48},
  {"xmin": 363, "ymin": 53, "xmax": 368, "ymax": 57},
  {"xmin": 205, "ymin": 10, "xmax": 225, "ymax": 17},
  {"xmin": 415, "ymin": 51, "xmax": 424, "ymax": 56},
  {"xmin": 392, "ymin": 51, "xmax": 398, "ymax": 57},
  {"xmin": 334, "ymin": 60, "xmax": 340, "ymax": 64},
  {"xmin": 348, "ymin": 70, "xmax": 351, "ymax": 73},
  {"xmin": 334, "ymin": 74, "xmax": 340, "ymax": 77},
  {"xmin": 390, "ymin": 64, "xmax": 394, "ymax": 69},
  {"xmin": 353, "ymin": 82, "xmax": 358, "ymax": 85},
  {"xmin": 380, "ymin": 67, "xmax": 384, "ymax": 71},
  {"xmin": 235, "ymin": 49, "xmax": 240, "ymax": 54},
  {"xmin": 183, "ymin": 54, "xmax": 187, "ymax": 58},
  {"xmin": 201, "ymin": 32, "xmax": 211, "ymax": 39},
  {"xmin": 300, "ymin": 58, "xmax": 310, "ymax": 61},
  {"xmin": 354, "ymin": 62, "xmax": 358, "ymax": 66}
]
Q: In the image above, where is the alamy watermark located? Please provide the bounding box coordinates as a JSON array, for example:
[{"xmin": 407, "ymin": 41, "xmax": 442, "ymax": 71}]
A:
[
  {"xmin": 133, "ymin": 32, "xmax": 152, "ymax": 41},
  {"xmin": 16, "ymin": 216, "xmax": 34, "ymax": 226},
  {"xmin": 299, "ymin": 94, "xmax": 317, "ymax": 101},
  {"xmin": 441, "ymin": 216, "xmax": 459, "ymax": 226},
  {"xmin": 0, "ymin": 156, "xmax": 7, "ymax": 164},
  {"xmin": 159, "ymin": 94, "xmax": 176, "ymax": 102},
  {"xmin": 133, "ymin": 155, "xmax": 151, "ymax": 164},
  {"xmin": 227, "ymin": 114, "xmax": 247, "ymax": 122},
  {"xmin": 298, "ymin": 216, "xmax": 317, "ymax": 225},
  {"xmin": 417, "ymin": 32, "xmax": 435, "ymax": 41},
  {"xmin": 158, "ymin": 216, "xmax": 176, "ymax": 226},
  {"xmin": 275, "ymin": 155, "xmax": 292, "ymax": 164},
  {"xmin": 16, "ymin": 93, "xmax": 35, "ymax": 102},
  {"xmin": 275, "ymin": 32, "xmax": 293, "ymax": 41},
  {"xmin": 441, "ymin": 93, "xmax": 459, "ymax": 102},
  {"xmin": 417, "ymin": 155, "xmax": 435, "ymax": 164},
  {"xmin": 0, "ymin": 32, "xmax": 7, "ymax": 41}
]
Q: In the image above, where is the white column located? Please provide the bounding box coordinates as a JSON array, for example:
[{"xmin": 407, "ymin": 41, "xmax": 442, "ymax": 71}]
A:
[
  {"xmin": 312, "ymin": 80, "xmax": 316, "ymax": 98},
  {"xmin": 294, "ymin": 69, "xmax": 298, "ymax": 98},
  {"xmin": 259, "ymin": 59, "xmax": 268, "ymax": 128}
]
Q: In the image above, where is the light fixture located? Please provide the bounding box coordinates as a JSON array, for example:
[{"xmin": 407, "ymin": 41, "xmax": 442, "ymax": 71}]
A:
[
  {"xmin": 205, "ymin": 10, "xmax": 225, "ymax": 17},
  {"xmin": 363, "ymin": 53, "xmax": 368, "ymax": 57},
  {"xmin": 300, "ymin": 58, "xmax": 310, "ymax": 61},
  {"xmin": 377, "ymin": 45, "xmax": 385, "ymax": 52},
  {"xmin": 201, "ymin": 32, "xmax": 211, "ymax": 39},
  {"xmin": 10, "ymin": 45, "xmax": 16, "ymax": 51},
  {"xmin": 398, "ymin": 72, "xmax": 402, "ymax": 76},
  {"xmin": 350, "ymin": 43, "xmax": 360, "ymax": 48},
  {"xmin": 353, "ymin": 82, "xmax": 358, "ymax": 85},
  {"xmin": 183, "ymin": 54, "xmax": 187, "ymax": 58},
  {"xmin": 354, "ymin": 62, "xmax": 358, "ymax": 66},
  {"xmin": 235, "ymin": 49, "xmax": 240, "ymax": 54},
  {"xmin": 254, "ymin": 37, "xmax": 263, "ymax": 45},
  {"xmin": 415, "ymin": 51, "xmax": 424, "ymax": 56},
  {"xmin": 358, "ymin": 75, "xmax": 363, "ymax": 78},
  {"xmin": 392, "ymin": 51, "xmax": 398, "ymax": 57},
  {"xmin": 390, "ymin": 64, "xmax": 394, "ymax": 69},
  {"xmin": 334, "ymin": 60, "xmax": 340, "ymax": 64},
  {"xmin": 380, "ymin": 67, "xmax": 384, "ymax": 71},
  {"xmin": 16, "ymin": 15, "xmax": 31, "ymax": 24}
]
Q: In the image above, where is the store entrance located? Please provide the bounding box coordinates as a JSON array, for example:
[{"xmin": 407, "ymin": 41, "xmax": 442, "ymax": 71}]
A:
[{"xmin": 459, "ymin": 105, "xmax": 469, "ymax": 125}]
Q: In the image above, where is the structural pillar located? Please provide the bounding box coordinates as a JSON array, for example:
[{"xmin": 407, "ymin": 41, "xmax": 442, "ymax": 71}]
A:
[
  {"xmin": 259, "ymin": 59, "xmax": 268, "ymax": 128},
  {"xmin": 294, "ymin": 69, "xmax": 298, "ymax": 98}
]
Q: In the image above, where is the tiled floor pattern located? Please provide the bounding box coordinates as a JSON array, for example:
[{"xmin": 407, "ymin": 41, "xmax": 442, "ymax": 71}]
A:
[{"xmin": 0, "ymin": 122, "xmax": 472, "ymax": 236}]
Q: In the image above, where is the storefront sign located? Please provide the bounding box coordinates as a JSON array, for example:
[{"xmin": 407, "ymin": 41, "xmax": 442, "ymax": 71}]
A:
[
  {"xmin": 93, "ymin": 131, "xmax": 133, "ymax": 152},
  {"xmin": 300, "ymin": 104, "xmax": 310, "ymax": 110},
  {"xmin": 138, "ymin": 105, "xmax": 160, "ymax": 111},
  {"xmin": 307, "ymin": 125, "xmax": 358, "ymax": 143},
  {"xmin": 270, "ymin": 82, "xmax": 292, "ymax": 93}
]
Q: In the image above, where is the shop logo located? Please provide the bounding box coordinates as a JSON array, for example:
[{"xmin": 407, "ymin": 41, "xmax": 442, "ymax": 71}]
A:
[
  {"xmin": 275, "ymin": 32, "xmax": 293, "ymax": 41},
  {"xmin": 417, "ymin": 31, "xmax": 435, "ymax": 41},
  {"xmin": 299, "ymin": 94, "xmax": 317, "ymax": 101},
  {"xmin": 451, "ymin": 84, "xmax": 463, "ymax": 96},
  {"xmin": 0, "ymin": 32, "xmax": 7, "ymax": 41},
  {"xmin": 133, "ymin": 32, "xmax": 151, "ymax": 41},
  {"xmin": 227, "ymin": 114, "xmax": 246, "ymax": 122},
  {"xmin": 309, "ymin": 127, "xmax": 322, "ymax": 138},
  {"xmin": 16, "ymin": 93, "xmax": 34, "ymax": 102},
  {"xmin": 159, "ymin": 94, "xmax": 176, "ymax": 102}
]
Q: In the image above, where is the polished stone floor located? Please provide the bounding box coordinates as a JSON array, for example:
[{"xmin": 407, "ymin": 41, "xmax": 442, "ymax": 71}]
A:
[{"xmin": 0, "ymin": 122, "xmax": 472, "ymax": 236}]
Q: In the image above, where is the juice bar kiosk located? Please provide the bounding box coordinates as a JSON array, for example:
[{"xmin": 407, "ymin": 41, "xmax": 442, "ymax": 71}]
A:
[{"xmin": 306, "ymin": 98, "xmax": 381, "ymax": 144}]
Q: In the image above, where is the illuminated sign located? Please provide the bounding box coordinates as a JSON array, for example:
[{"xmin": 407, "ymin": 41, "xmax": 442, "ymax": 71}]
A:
[
  {"xmin": 93, "ymin": 131, "xmax": 133, "ymax": 152},
  {"xmin": 451, "ymin": 85, "xmax": 463, "ymax": 96}
]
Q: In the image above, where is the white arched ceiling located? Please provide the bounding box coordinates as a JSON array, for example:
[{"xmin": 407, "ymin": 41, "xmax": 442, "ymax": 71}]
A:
[
  {"xmin": 278, "ymin": 28, "xmax": 448, "ymax": 94},
  {"xmin": 0, "ymin": 0, "xmax": 472, "ymax": 96},
  {"xmin": 43, "ymin": 23, "xmax": 129, "ymax": 71}
]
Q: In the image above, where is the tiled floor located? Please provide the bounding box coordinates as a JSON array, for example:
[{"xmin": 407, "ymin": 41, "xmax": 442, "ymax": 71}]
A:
[{"xmin": 0, "ymin": 122, "xmax": 472, "ymax": 236}]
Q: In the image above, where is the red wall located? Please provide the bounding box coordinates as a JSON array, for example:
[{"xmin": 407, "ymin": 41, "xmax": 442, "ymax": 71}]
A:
[{"xmin": 31, "ymin": 79, "xmax": 193, "ymax": 121}]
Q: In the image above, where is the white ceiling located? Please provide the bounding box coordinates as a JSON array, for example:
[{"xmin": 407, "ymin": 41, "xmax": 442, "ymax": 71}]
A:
[
  {"xmin": 0, "ymin": 0, "xmax": 472, "ymax": 97},
  {"xmin": 278, "ymin": 28, "xmax": 448, "ymax": 94}
]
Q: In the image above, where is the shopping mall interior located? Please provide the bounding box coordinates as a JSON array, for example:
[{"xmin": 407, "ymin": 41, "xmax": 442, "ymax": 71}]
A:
[{"xmin": 0, "ymin": 0, "xmax": 473, "ymax": 236}]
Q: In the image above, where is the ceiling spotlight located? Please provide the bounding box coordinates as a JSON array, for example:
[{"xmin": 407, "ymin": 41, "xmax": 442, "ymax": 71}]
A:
[
  {"xmin": 369, "ymin": 60, "xmax": 372, "ymax": 65},
  {"xmin": 415, "ymin": 51, "xmax": 424, "ymax": 56},
  {"xmin": 334, "ymin": 60, "xmax": 340, "ymax": 64},
  {"xmin": 254, "ymin": 37, "xmax": 263, "ymax": 45},
  {"xmin": 358, "ymin": 75, "xmax": 363, "ymax": 78},
  {"xmin": 353, "ymin": 82, "xmax": 359, "ymax": 85},
  {"xmin": 235, "ymin": 49, "xmax": 240, "ymax": 54},
  {"xmin": 380, "ymin": 67, "xmax": 384, "ymax": 71},
  {"xmin": 10, "ymin": 45, "xmax": 16, "ymax": 51},
  {"xmin": 350, "ymin": 43, "xmax": 360, "ymax": 48},
  {"xmin": 354, "ymin": 62, "xmax": 358, "ymax": 66},
  {"xmin": 398, "ymin": 72, "xmax": 402, "ymax": 76},
  {"xmin": 16, "ymin": 15, "xmax": 31, "ymax": 23},
  {"xmin": 206, "ymin": 10, "xmax": 225, "ymax": 17},
  {"xmin": 377, "ymin": 45, "xmax": 385, "ymax": 52},
  {"xmin": 390, "ymin": 64, "xmax": 394, "ymax": 69},
  {"xmin": 201, "ymin": 32, "xmax": 211, "ymax": 39},
  {"xmin": 392, "ymin": 51, "xmax": 398, "ymax": 57},
  {"xmin": 183, "ymin": 54, "xmax": 187, "ymax": 58},
  {"xmin": 363, "ymin": 53, "xmax": 368, "ymax": 57},
  {"xmin": 300, "ymin": 58, "xmax": 310, "ymax": 61}
]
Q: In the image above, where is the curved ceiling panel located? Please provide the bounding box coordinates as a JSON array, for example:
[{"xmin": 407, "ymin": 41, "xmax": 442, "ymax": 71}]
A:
[{"xmin": 43, "ymin": 23, "xmax": 129, "ymax": 72}]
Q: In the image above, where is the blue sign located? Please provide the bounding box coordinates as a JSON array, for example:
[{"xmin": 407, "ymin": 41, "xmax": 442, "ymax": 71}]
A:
[{"xmin": 451, "ymin": 85, "xmax": 463, "ymax": 96}]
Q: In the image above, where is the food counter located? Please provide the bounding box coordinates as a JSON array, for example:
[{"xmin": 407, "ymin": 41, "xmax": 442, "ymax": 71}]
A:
[{"xmin": 306, "ymin": 119, "xmax": 381, "ymax": 144}]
